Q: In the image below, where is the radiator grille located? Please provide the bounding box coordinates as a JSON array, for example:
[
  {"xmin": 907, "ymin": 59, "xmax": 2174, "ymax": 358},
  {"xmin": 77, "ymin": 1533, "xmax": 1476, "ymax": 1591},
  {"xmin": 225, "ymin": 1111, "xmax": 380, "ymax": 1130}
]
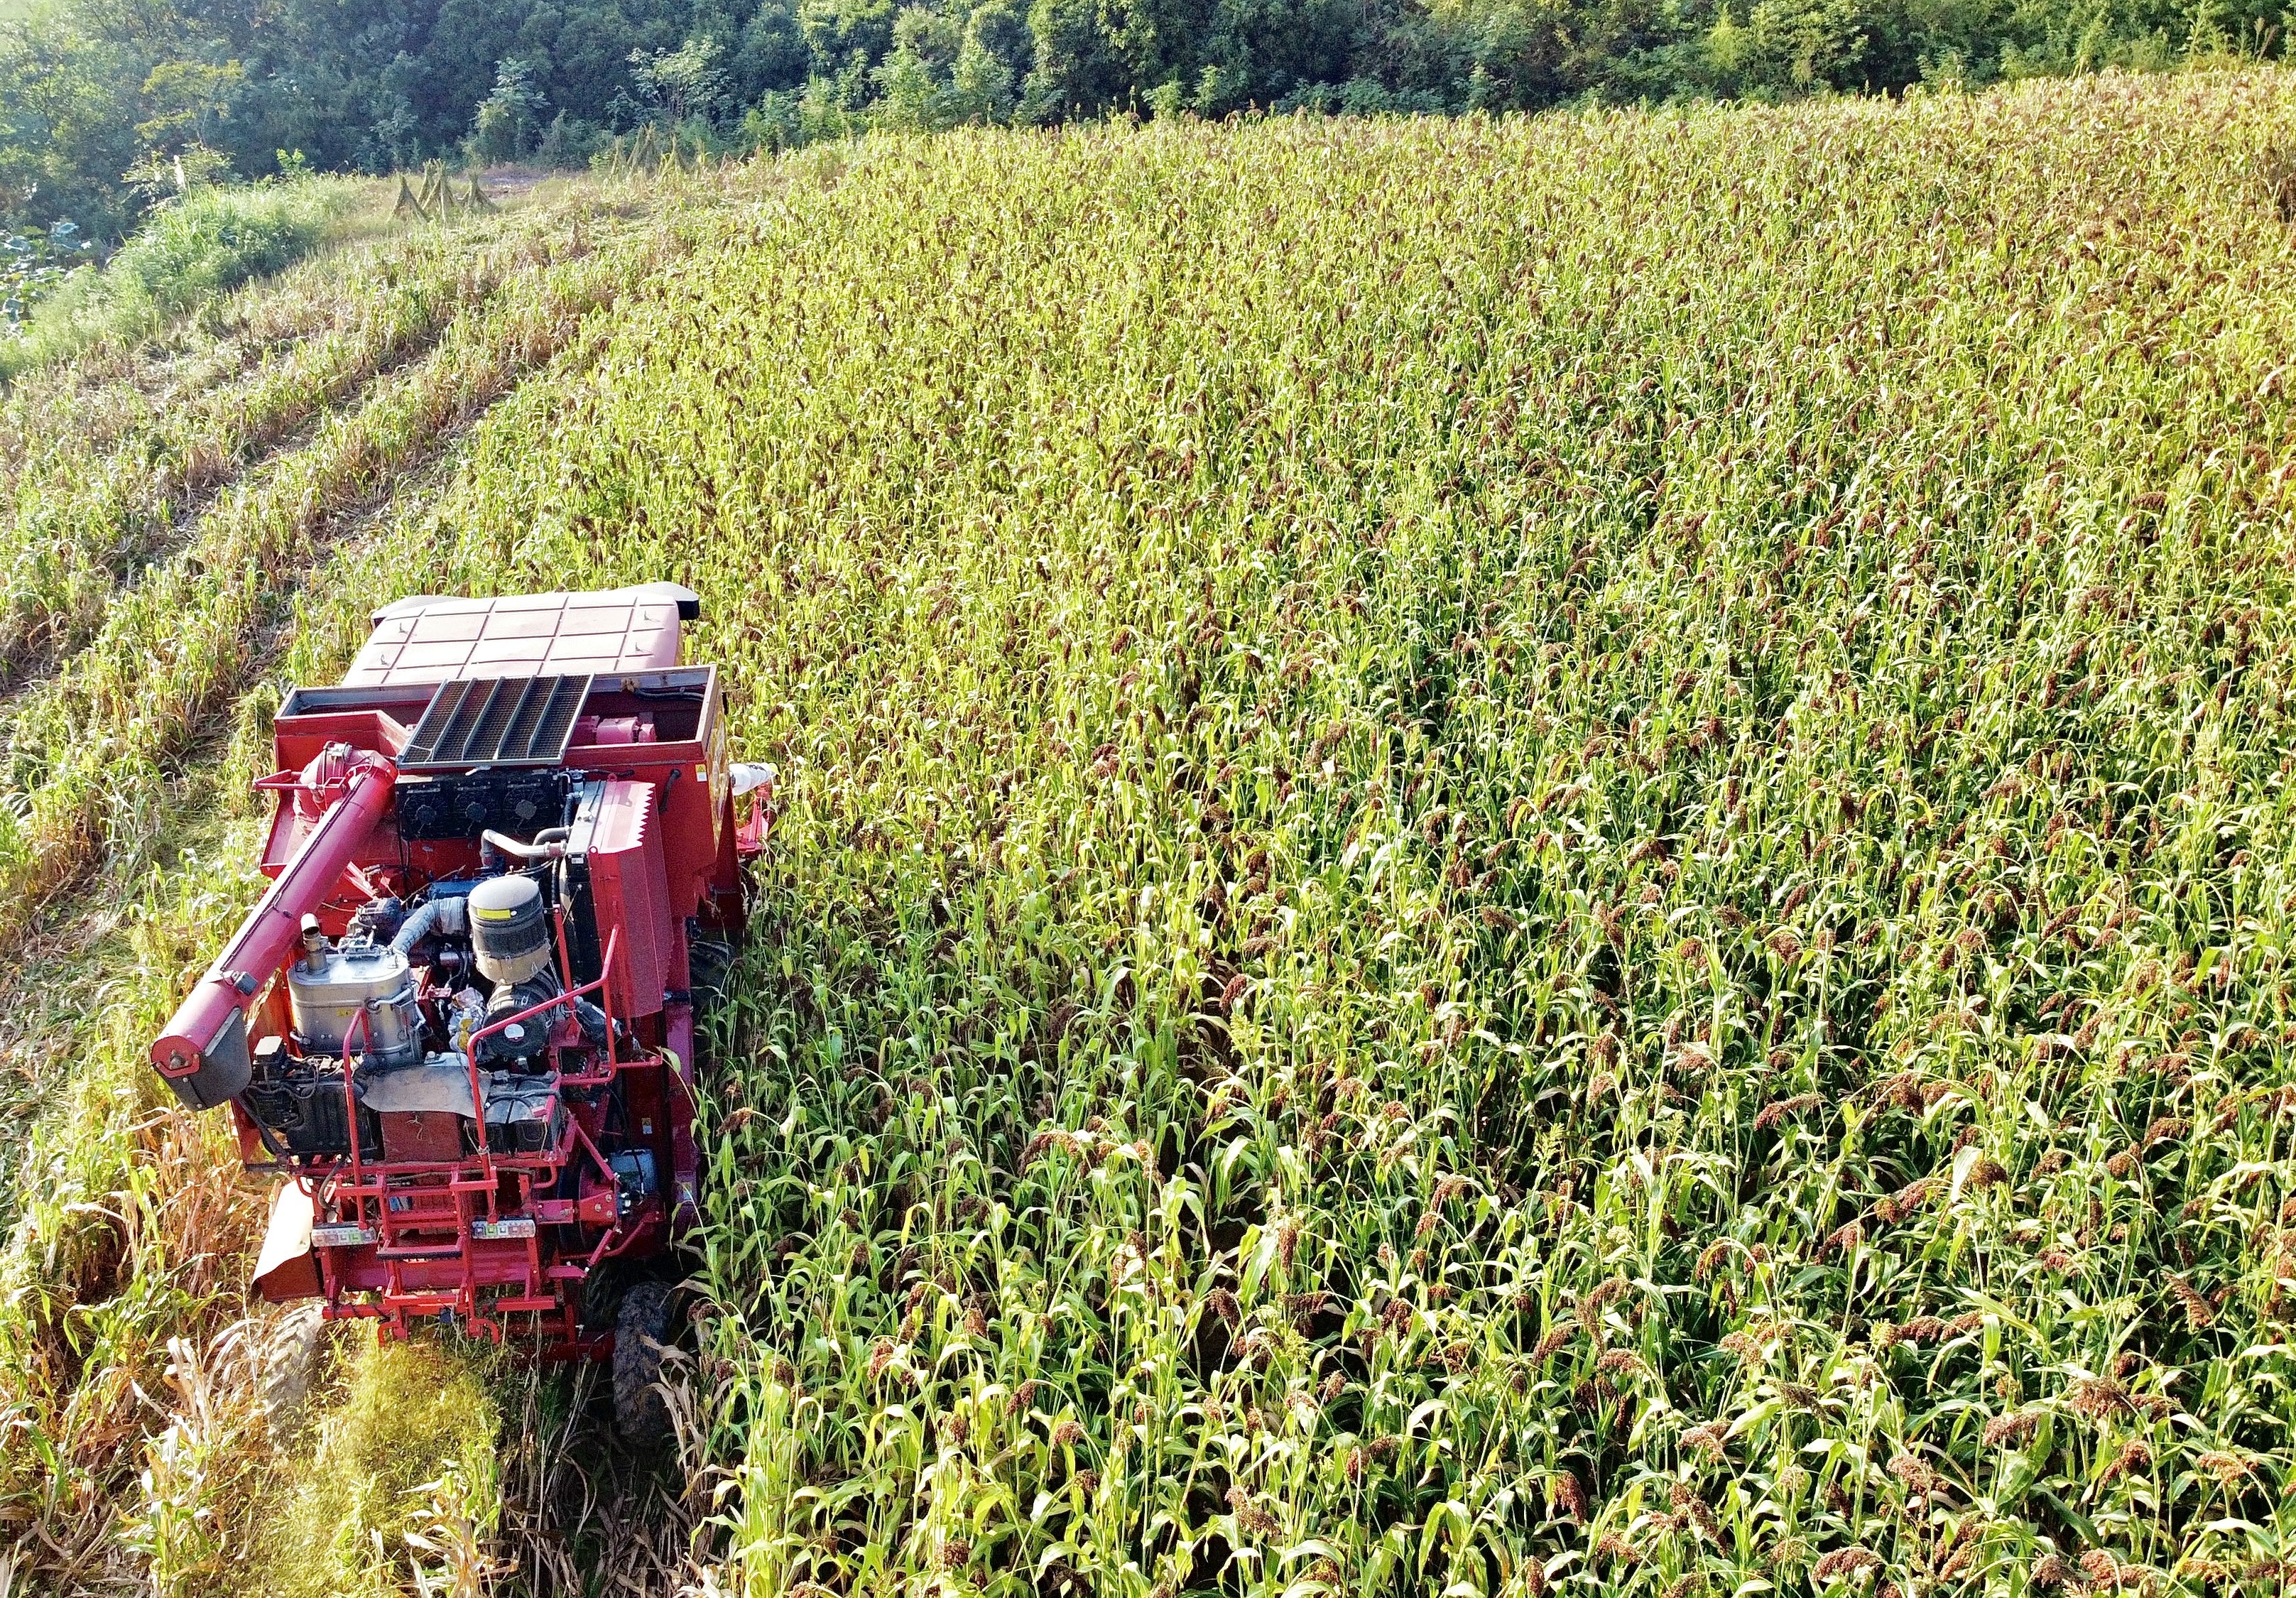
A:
[{"xmin": 400, "ymin": 675, "xmax": 591, "ymax": 771}]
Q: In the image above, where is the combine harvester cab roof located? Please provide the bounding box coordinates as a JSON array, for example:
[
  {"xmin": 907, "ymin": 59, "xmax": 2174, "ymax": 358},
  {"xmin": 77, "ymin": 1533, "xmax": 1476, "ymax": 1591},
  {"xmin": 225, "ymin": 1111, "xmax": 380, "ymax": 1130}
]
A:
[{"xmin": 342, "ymin": 582, "xmax": 702, "ymax": 687}]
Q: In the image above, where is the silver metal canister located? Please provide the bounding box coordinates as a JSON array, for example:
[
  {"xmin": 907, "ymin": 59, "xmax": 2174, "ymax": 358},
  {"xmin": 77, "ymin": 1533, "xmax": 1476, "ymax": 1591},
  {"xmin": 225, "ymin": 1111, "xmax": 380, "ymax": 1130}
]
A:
[{"xmin": 287, "ymin": 945, "xmax": 423, "ymax": 1067}]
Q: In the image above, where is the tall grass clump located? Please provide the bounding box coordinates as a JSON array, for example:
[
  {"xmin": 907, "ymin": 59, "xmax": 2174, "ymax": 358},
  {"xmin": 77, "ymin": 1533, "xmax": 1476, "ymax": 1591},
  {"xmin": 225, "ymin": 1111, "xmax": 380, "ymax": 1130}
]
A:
[
  {"xmin": 0, "ymin": 178, "xmax": 359, "ymax": 380},
  {"xmin": 263, "ymin": 1340, "xmax": 504, "ymax": 1598}
]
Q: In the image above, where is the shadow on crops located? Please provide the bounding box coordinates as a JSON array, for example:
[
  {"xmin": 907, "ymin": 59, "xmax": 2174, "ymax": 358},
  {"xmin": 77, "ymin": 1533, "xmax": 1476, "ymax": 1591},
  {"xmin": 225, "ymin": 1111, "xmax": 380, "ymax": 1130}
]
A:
[{"xmin": 496, "ymin": 1349, "xmax": 705, "ymax": 1596}]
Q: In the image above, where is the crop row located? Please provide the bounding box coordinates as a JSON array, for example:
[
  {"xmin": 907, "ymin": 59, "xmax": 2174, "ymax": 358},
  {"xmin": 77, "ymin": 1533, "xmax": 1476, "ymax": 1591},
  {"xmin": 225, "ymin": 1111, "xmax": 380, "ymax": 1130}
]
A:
[
  {"xmin": 0, "ymin": 207, "xmax": 696, "ymax": 955},
  {"xmin": 0, "ymin": 205, "xmax": 627, "ymax": 685},
  {"xmin": 492, "ymin": 80, "xmax": 2290, "ymax": 1595}
]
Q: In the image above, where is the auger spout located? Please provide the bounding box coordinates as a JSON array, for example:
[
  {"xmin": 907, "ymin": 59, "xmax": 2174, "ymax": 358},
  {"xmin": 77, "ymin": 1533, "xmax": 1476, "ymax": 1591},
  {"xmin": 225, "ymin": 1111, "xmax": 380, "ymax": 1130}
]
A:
[{"xmin": 149, "ymin": 744, "xmax": 396, "ymax": 1109}]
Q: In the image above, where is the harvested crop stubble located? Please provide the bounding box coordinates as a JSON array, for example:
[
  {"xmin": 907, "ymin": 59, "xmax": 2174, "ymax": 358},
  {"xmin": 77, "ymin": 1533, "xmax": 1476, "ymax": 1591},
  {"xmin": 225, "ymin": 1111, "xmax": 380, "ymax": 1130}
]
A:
[
  {"xmin": 0, "ymin": 199, "xmax": 430, "ymax": 487},
  {"xmin": 223, "ymin": 71, "xmax": 2295, "ymax": 1594},
  {"xmin": 0, "ymin": 214, "xmax": 582, "ymax": 682},
  {"xmin": 0, "ymin": 210, "xmax": 695, "ymax": 950}
]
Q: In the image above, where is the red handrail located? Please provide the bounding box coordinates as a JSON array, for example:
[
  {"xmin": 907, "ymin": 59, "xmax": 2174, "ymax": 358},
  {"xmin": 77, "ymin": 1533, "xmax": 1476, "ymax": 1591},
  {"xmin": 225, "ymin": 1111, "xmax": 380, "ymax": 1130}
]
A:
[
  {"xmin": 461, "ymin": 923, "xmax": 620, "ymax": 1207},
  {"xmin": 322, "ymin": 911, "xmax": 629, "ymax": 1251},
  {"xmin": 464, "ymin": 924, "xmax": 619, "ymax": 1057}
]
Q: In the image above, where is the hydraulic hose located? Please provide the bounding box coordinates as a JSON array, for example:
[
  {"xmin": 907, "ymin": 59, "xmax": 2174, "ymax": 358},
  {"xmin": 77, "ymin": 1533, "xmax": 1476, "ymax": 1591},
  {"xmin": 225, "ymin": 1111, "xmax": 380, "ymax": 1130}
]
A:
[{"xmin": 388, "ymin": 893, "xmax": 468, "ymax": 958}]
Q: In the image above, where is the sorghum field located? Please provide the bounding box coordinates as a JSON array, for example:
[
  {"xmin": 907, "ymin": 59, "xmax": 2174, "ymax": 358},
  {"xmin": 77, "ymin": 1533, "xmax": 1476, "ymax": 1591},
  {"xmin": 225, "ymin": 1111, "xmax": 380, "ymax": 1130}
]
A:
[{"xmin": 6, "ymin": 69, "xmax": 2296, "ymax": 1598}]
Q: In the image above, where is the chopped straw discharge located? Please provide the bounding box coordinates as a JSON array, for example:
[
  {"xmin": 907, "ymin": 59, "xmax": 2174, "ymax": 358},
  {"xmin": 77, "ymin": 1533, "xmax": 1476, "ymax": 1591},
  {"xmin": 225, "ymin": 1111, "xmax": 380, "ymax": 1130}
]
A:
[{"xmin": 6, "ymin": 67, "xmax": 2296, "ymax": 1596}]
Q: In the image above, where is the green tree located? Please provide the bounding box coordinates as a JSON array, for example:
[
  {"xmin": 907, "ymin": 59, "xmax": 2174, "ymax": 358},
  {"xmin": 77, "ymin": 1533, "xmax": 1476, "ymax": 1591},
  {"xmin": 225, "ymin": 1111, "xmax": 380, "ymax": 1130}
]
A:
[
  {"xmin": 950, "ymin": 6, "xmax": 1023, "ymax": 118},
  {"xmin": 1019, "ymin": 0, "xmax": 1130, "ymax": 116},
  {"xmin": 629, "ymin": 36, "xmax": 732, "ymax": 124},
  {"xmin": 866, "ymin": 2, "xmax": 1016, "ymax": 126},
  {"xmin": 0, "ymin": 11, "xmax": 146, "ymax": 234},
  {"xmin": 135, "ymin": 60, "xmax": 246, "ymax": 157},
  {"xmin": 470, "ymin": 57, "xmax": 548, "ymax": 161},
  {"xmin": 729, "ymin": 0, "xmax": 812, "ymax": 97},
  {"xmin": 1705, "ymin": 0, "xmax": 1864, "ymax": 92},
  {"xmin": 1192, "ymin": 0, "xmax": 1361, "ymax": 110},
  {"xmin": 801, "ymin": 0, "xmax": 900, "ymax": 75}
]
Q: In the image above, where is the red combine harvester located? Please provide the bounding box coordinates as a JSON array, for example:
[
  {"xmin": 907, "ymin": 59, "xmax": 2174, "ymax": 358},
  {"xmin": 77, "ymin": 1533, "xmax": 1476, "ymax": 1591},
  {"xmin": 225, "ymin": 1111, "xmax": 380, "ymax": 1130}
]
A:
[{"xmin": 148, "ymin": 584, "xmax": 768, "ymax": 1440}]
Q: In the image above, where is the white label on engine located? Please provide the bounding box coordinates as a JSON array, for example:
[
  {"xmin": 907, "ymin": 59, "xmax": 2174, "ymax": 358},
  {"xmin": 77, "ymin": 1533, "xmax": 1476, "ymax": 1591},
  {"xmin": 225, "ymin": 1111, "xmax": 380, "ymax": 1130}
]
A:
[
  {"xmin": 312, "ymin": 1224, "xmax": 376, "ymax": 1247},
  {"xmin": 472, "ymin": 1218, "xmax": 537, "ymax": 1240}
]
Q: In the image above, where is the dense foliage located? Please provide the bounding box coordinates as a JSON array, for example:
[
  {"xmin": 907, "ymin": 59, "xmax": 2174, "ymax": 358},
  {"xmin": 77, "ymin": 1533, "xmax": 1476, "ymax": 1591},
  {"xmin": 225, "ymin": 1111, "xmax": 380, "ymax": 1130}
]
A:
[
  {"xmin": 0, "ymin": 0, "xmax": 2285, "ymax": 239},
  {"xmin": 2, "ymin": 67, "xmax": 2296, "ymax": 1597}
]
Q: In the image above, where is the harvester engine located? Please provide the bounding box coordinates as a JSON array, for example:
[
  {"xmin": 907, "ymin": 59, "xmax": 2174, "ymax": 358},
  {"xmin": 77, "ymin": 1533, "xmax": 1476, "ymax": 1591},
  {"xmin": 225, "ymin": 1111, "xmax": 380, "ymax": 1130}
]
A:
[{"xmin": 147, "ymin": 585, "xmax": 770, "ymax": 1441}]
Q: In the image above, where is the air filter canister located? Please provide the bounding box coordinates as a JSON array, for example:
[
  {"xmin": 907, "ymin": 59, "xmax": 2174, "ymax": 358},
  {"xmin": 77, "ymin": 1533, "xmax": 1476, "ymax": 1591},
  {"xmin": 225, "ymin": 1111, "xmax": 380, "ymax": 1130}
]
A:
[{"xmin": 468, "ymin": 874, "xmax": 551, "ymax": 986}]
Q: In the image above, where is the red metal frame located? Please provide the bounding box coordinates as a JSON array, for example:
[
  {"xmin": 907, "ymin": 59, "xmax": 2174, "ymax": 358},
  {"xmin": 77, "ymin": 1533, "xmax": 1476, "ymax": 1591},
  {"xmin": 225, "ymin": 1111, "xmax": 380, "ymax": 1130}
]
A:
[
  {"xmin": 151, "ymin": 636, "xmax": 756, "ymax": 1359},
  {"xmin": 303, "ymin": 922, "xmax": 648, "ymax": 1347}
]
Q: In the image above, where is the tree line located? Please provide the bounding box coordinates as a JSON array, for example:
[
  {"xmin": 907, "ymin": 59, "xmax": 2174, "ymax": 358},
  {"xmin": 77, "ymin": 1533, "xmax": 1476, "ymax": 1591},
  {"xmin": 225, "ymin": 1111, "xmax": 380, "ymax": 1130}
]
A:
[{"xmin": 0, "ymin": 0, "xmax": 2281, "ymax": 237}]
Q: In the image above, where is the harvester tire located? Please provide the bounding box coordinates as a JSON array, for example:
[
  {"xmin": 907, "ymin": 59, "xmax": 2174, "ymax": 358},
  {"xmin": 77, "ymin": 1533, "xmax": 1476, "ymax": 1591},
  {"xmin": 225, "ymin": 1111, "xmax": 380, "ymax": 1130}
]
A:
[
  {"xmin": 689, "ymin": 937, "xmax": 735, "ymax": 1016},
  {"xmin": 613, "ymin": 1280, "xmax": 675, "ymax": 1449}
]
